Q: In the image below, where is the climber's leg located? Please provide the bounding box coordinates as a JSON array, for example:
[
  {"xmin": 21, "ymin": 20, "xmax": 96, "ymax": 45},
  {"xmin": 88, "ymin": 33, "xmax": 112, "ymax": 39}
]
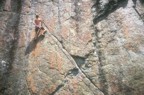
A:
[{"xmin": 34, "ymin": 27, "xmax": 40, "ymax": 39}]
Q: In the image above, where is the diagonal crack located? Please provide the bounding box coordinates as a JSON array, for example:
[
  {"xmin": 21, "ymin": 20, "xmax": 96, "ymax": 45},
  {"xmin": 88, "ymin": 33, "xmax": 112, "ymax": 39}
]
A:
[
  {"xmin": 49, "ymin": 84, "xmax": 64, "ymax": 95},
  {"xmin": 132, "ymin": 6, "xmax": 144, "ymax": 23},
  {"xmin": 43, "ymin": 22, "xmax": 104, "ymax": 94},
  {"xmin": 41, "ymin": 1, "xmax": 105, "ymax": 93},
  {"xmin": 49, "ymin": 78, "xmax": 68, "ymax": 95}
]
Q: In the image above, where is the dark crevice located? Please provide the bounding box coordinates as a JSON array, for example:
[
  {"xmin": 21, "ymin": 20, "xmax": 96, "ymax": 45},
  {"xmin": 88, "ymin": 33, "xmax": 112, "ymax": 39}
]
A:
[
  {"xmin": 133, "ymin": 6, "xmax": 144, "ymax": 23},
  {"xmin": 0, "ymin": 0, "xmax": 22, "ymax": 94},
  {"xmin": 91, "ymin": 25, "xmax": 109, "ymax": 95},
  {"xmin": 93, "ymin": 0, "xmax": 128, "ymax": 24},
  {"xmin": 140, "ymin": 0, "xmax": 144, "ymax": 4},
  {"xmin": 49, "ymin": 84, "xmax": 64, "ymax": 95},
  {"xmin": 72, "ymin": 55, "xmax": 86, "ymax": 67},
  {"xmin": 71, "ymin": 56, "xmax": 105, "ymax": 93},
  {"xmin": 9, "ymin": 0, "xmax": 21, "ymax": 65},
  {"xmin": 65, "ymin": 67, "xmax": 79, "ymax": 77},
  {"xmin": 132, "ymin": 0, "xmax": 144, "ymax": 22},
  {"xmin": 132, "ymin": 0, "xmax": 137, "ymax": 7},
  {"xmin": 0, "ymin": 0, "xmax": 4, "ymax": 11},
  {"xmin": 76, "ymin": 62, "xmax": 104, "ymax": 93},
  {"xmin": 8, "ymin": 0, "xmax": 22, "ymax": 69}
]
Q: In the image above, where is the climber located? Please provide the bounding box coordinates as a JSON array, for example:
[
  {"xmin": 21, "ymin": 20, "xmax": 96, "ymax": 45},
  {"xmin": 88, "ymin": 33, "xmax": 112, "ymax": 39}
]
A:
[
  {"xmin": 34, "ymin": 15, "xmax": 43, "ymax": 39},
  {"xmin": 38, "ymin": 27, "xmax": 47, "ymax": 37}
]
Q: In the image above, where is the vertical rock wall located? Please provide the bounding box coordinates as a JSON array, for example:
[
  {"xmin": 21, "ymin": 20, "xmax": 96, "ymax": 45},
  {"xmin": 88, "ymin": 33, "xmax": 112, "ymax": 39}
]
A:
[
  {"xmin": 0, "ymin": 0, "xmax": 21, "ymax": 94},
  {"xmin": 92, "ymin": 0, "xmax": 144, "ymax": 95},
  {"xmin": 0, "ymin": 0, "xmax": 144, "ymax": 95}
]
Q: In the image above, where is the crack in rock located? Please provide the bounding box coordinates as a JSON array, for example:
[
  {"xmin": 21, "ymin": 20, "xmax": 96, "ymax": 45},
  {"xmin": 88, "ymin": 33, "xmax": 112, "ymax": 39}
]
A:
[
  {"xmin": 91, "ymin": 25, "xmax": 109, "ymax": 95},
  {"xmin": 92, "ymin": 0, "xmax": 128, "ymax": 24},
  {"xmin": 72, "ymin": 55, "xmax": 86, "ymax": 67},
  {"xmin": 49, "ymin": 79, "xmax": 68, "ymax": 95},
  {"xmin": 132, "ymin": 6, "xmax": 144, "ymax": 23},
  {"xmin": 65, "ymin": 67, "xmax": 79, "ymax": 77},
  {"xmin": 43, "ymin": 22, "xmax": 104, "ymax": 94},
  {"xmin": 49, "ymin": 84, "xmax": 64, "ymax": 95}
]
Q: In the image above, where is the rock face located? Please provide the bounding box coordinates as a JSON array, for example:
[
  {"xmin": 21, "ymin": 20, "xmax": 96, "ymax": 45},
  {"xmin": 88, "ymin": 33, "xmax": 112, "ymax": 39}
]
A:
[
  {"xmin": 0, "ymin": 0, "xmax": 144, "ymax": 95},
  {"xmin": 3, "ymin": 0, "xmax": 11, "ymax": 11}
]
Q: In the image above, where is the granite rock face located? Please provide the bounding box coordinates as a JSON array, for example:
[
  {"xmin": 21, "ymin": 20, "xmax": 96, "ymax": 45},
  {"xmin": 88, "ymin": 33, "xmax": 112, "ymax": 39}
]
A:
[{"xmin": 0, "ymin": 0, "xmax": 144, "ymax": 95}]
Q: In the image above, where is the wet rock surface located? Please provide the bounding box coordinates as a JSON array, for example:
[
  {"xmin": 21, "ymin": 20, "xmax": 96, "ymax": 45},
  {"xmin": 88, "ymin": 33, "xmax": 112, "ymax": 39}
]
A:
[{"xmin": 0, "ymin": 0, "xmax": 144, "ymax": 95}]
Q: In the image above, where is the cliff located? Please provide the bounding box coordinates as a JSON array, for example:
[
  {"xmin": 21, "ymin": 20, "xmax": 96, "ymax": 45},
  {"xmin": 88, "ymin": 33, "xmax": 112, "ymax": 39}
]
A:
[{"xmin": 0, "ymin": 0, "xmax": 144, "ymax": 95}]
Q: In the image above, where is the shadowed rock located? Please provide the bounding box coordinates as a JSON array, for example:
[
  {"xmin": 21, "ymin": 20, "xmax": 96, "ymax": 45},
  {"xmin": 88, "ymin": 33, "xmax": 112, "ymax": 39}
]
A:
[
  {"xmin": 93, "ymin": 0, "xmax": 128, "ymax": 24},
  {"xmin": 25, "ymin": 35, "xmax": 45, "ymax": 55}
]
